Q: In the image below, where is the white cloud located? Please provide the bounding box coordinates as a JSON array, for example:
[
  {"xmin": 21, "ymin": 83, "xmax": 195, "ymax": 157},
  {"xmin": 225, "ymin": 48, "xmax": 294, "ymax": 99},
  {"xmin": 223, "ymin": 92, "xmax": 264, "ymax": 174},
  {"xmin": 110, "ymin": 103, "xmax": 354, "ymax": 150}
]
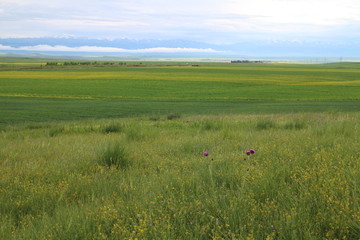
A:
[
  {"xmin": 219, "ymin": 0, "xmax": 360, "ymax": 25},
  {"xmin": 46, "ymin": 19, "xmax": 149, "ymax": 27},
  {"xmin": 206, "ymin": 16, "xmax": 338, "ymax": 35},
  {"xmin": 0, "ymin": 0, "xmax": 359, "ymax": 44},
  {"xmin": 0, "ymin": 44, "xmax": 220, "ymax": 53}
]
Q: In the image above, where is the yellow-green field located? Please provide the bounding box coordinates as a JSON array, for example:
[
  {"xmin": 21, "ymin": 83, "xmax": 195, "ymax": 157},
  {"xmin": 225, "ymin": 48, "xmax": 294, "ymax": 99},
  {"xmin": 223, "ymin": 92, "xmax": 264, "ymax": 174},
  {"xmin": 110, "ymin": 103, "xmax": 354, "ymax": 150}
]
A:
[
  {"xmin": 0, "ymin": 61, "xmax": 359, "ymax": 125},
  {"xmin": 0, "ymin": 113, "xmax": 359, "ymax": 239}
]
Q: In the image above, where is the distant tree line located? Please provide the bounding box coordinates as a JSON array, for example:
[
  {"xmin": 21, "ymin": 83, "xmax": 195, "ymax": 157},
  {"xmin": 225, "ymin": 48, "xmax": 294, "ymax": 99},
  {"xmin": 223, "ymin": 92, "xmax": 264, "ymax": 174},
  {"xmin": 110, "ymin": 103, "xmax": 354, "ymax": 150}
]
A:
[
  {"xmin": 45, "ymin": 61, "xmax": 127, "ymax": 66},
  {"xmin": 231, "ymin": 60, "xmax": 264, "ymax": 64}
]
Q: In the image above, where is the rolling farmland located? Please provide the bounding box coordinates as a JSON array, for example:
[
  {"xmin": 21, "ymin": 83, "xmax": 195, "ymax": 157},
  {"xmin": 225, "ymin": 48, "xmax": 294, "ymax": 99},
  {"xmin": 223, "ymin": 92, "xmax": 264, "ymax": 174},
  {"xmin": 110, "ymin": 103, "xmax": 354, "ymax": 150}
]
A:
[
  {"xmin": 0, "ymin": 59, "xmax": 359, "ymax": 239},
  {"xmin": 0, "ymin": 60, "xmax": 359, "ymax": 125}
]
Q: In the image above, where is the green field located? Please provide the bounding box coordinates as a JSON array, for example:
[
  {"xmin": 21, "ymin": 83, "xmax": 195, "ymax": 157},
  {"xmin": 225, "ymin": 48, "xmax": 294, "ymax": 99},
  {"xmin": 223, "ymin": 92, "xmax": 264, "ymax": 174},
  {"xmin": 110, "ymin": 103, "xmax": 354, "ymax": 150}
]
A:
[
  {"xmin": 0, "ymin": 59, "xmax": 359, "ymax": 239},
  {"xmin": 1, "ymin": 113, "xmax": 359, "ymax": 239},
  {"xmin": 1, "ymin": 60, "xmax": 359, "ymax": 125}
]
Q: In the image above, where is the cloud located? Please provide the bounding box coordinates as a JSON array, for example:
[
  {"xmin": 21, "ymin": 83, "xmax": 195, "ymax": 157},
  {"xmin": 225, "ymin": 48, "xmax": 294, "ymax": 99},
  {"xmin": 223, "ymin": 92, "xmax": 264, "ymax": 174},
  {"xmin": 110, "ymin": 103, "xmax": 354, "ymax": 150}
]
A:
[
  {"xmin": 220, "ymin": 0, "xmax": 360, "ymax": 23},
  {"xmin": 206, "ymin": 16, "xmax": 338, "ymax": 34},
  {"xmin": 46, "ymin": 19, "xmax": 149, "ymax": 27},
  {"xmin": 0, "ymin": 0, "xmax": 359, "ymax": 45},
  {"xmin": 0, "ymin": 44, "xmax": 220, "ymax": 53}
]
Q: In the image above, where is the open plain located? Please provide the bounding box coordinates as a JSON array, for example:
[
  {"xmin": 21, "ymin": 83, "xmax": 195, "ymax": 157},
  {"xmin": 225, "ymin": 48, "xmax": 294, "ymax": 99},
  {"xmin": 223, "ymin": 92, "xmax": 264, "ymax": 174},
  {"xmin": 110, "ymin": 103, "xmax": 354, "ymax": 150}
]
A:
[{"xmin": 0, "ymin": 59, "xmax": 359, "ymax": 239}]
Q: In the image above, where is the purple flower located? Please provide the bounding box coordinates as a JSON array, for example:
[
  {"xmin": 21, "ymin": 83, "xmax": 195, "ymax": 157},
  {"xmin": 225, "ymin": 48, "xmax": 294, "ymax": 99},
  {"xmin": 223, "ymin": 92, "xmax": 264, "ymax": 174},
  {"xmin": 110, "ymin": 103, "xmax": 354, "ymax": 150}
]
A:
[
  {"xmin": 246, "ymin": 151, "xmax": 251, "ymax": 156},
  {"xmin": 249, "ymin": 149, "xmax": 256, "ymax": 154},
  {"xmin": 203, "ymin": 152, "xmax": 209, "ymax": 157}
]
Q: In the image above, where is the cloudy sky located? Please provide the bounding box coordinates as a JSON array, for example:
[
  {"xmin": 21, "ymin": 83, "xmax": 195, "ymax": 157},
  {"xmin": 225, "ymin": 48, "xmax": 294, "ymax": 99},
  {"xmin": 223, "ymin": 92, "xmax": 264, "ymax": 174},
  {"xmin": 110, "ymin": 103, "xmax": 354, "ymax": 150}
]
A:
[{"xmin": 0, "ymin": 0, "xmax": 359, "ymax": 55}]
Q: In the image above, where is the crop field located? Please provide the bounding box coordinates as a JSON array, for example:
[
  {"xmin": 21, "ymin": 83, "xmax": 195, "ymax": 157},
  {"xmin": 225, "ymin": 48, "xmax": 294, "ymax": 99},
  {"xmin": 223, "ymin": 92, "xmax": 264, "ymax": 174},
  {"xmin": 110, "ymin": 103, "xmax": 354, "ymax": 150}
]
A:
[
  {"xmin": 0, "ymin": 59, "xmax": 359, "ymax": 239},
  {"xmin": 0, "ymin": 60, "xmax": 359, "ymax": 125}
]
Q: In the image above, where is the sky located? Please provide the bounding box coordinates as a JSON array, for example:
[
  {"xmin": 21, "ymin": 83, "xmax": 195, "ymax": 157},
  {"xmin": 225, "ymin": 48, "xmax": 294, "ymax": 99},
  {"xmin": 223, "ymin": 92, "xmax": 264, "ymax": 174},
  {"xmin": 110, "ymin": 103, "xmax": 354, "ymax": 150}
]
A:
[{"xmin": 0, "ymin": 0, "xmax": 360, "ymax": 55}]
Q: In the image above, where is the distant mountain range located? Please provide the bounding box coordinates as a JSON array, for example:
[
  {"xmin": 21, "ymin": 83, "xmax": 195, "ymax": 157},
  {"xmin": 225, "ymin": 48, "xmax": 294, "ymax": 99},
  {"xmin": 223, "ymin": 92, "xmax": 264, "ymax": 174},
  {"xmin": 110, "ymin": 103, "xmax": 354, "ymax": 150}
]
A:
[{"xmin": 1, "ymin": 37, "xmax": 359, "ymax": 60}]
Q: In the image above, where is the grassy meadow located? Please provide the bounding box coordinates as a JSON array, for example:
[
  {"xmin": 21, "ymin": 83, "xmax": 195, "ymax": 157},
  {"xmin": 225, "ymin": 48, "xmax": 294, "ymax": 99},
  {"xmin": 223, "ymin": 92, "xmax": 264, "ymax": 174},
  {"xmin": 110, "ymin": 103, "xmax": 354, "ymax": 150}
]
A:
[
  {"xmin": 0, "ymin": 59, "xmax": 359, "ymax": 239},
  {"xmin": 1, "ymin": 113, "xmax": 359, "ymax": 239}
]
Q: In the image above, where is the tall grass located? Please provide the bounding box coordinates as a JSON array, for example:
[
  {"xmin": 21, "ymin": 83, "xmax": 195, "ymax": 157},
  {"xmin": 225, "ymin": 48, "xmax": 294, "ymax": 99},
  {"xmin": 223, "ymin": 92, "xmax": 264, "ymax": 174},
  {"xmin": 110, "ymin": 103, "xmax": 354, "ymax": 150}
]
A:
[
  {"xmin": 98, "ymin": 140, "xmax": 131, "ymax": 169},
  {"xmin": 102, "ymin": 122, "xmax": 123, "ymax": 134},
  {"xmin": 0, "ymin": 113, "xmax": 359, "ymax": 239}
]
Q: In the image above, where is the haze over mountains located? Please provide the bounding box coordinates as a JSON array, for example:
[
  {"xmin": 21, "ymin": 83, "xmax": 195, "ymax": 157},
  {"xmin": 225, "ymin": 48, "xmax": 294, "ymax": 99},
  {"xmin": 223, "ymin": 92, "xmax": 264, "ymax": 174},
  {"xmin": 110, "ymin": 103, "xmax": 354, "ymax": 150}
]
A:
[{"xmin": 1, "ymin": 37, "xmax": 359, "ymax": 61}]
